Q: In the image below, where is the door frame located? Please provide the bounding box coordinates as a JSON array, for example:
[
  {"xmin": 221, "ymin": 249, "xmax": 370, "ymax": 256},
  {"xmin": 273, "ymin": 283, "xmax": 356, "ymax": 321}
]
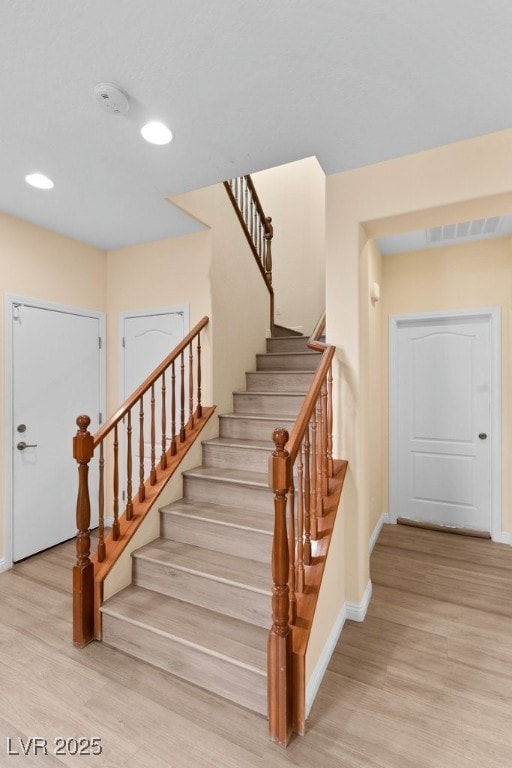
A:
[
  {"xmin": 2, "ymin": 293, "xmax": 106, "ymax": 571},
  {"xmin": 118, "ymin": 304, "xmax": 189, "ymax": 402},
  {"xmin": 115, "ymin": 305, "xmax": 189, "ymax": 516},
  {"xmin": 389, "ymin": 307, "xmax": 502, "ymax": 542}
]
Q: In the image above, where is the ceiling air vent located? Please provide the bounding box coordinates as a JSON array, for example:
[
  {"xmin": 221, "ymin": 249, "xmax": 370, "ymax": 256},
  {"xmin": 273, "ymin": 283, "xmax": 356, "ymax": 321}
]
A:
[{"xmin": 426, "ymin": 217, "xmax": 502, "ymax": 244}]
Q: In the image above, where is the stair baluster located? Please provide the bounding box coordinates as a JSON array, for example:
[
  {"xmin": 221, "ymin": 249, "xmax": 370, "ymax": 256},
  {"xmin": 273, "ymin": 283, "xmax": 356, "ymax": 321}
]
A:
[
  {"xmin": 327, "ymin": 363, "xmax": 334, "ymax": 478},
  {"xmin": 196, "ymin": 332, "xmax": 202, "ymax": 419},
  {"xmin": 180, "ymin": 351, "xmax": 185, "ymax": 442},
  {"xmin": 170, "ymin": 361, "xmax": 177, "ymax": 456},
  {"xmin": 138, "ymin": 397, "xmax": 145, "ymax": 502},
  {"xmin": 188, "ymin": 341, "xmax": 194, "ymax": 430},
  {"xmin": 113, "ymin": 425, "xmax": 120, "ymax": 540},
  {"xmin": 126, "ymin": 411, "xmax": 133, "ymax": 520},
  {"xmin": 303, "ymin": 426, "xmax": 311, "ymax": 566},
  {"xmin": 296, "ymin": 445, "xmax": 305, "ymax": 593},
  {"xmin": 287, "ymin": 482, "xmax": 297, "ymax": 625},
  {"xmin": 160, "ymin": 373, "xmax": 167, "ymax": 470},
  {"xmin": 310, "ymin": 408, "xmax": 318, "ymax": 540},
  {"xmin": 150, "ymin": 384, "xmax": 157, "ymax": 485},
  {"xmin": 97, "ymin": 442, "xmax": 106, "ymax": 562},
  {"xmin": 316, "ymin": 397, "xmax": 323, "ymax": 517}
]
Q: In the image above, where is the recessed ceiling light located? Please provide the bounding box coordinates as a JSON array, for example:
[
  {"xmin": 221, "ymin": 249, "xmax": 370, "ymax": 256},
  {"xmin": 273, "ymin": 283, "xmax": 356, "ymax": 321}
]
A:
[
  {"xmin": 141, "ymin": 121, "xmax": 173, "ymax": 145},
  {"xmin": 25, "ymin": 173, "xmax": 54, "ymax": 190}
]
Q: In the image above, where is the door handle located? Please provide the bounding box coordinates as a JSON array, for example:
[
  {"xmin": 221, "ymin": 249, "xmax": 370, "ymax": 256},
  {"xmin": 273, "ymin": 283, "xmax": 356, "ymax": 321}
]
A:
[
  {"xmin": 17, "ymin": 441, "xmax": 38, "ymax": 450},
  {"xmin": 478, "ymin": 433, "xmax": 487, "ymax": 440}
]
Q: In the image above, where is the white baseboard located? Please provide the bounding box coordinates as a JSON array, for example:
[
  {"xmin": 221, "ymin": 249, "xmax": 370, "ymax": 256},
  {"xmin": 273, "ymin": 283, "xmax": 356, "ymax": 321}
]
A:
[
  {"xmin": 0, "ymin": 558, "xmax": 9, "ymax": 573},
  {"xmin": 369, "ymin": 512, "xmax": 391, "ymax": 553},
  {"xmin": 305, "ymin": 578, "xmax": 373, "ymax": 717},
  {"xmin": 493, "ymin": 531, "xmax": 512, "ymax": 545},
  {"xmin": 306, "ymin": 603, "xmax": 346, "ymax": 718},
  {"xmin": 346, "ymin": 579, "xmax": 373, "ymax": 622}
]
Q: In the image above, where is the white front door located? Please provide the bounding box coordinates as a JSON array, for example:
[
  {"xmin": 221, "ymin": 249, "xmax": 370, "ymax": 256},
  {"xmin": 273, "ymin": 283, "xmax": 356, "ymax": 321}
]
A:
[
  {"xmin": 10, "ymin": 299, "xmax": 104, "ymax": 561},
  {"xmin": 390, "ymin": 310, "xmax": 499, "ymax": 534}
]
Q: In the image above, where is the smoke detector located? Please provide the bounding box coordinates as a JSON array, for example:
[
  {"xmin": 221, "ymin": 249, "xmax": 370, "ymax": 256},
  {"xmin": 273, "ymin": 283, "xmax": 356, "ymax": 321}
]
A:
[{"xmin": 94, "ymin": 82, "xmax": 129, "ymax": 115}]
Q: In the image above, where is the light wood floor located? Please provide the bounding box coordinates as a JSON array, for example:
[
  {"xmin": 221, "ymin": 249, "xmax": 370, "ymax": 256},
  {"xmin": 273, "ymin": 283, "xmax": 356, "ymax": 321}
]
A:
[{"xmin": 1, "ymin": 524, "xmax": 511, "ymax": 767}]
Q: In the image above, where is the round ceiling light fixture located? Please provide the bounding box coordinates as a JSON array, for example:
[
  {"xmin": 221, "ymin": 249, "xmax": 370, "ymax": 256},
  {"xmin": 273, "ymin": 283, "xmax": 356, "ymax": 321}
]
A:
[
  {"xmin": 141, "ymin": 121, "xmax": 173, "ymax": 145},
  {"xmin": 25, "ymin": 172, "xmax": 54, "ymax": 190}
]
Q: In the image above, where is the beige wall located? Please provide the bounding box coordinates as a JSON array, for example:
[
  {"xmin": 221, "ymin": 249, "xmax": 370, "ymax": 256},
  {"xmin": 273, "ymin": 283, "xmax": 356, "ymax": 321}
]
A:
[
  {"xmin": 252, "ymin": 157, "xmax": 326, "ymax": 334},
  {"xmin": 0, "ymin": 212, "xmax": 106, "ymax": 563},
  {"xmin": 172, "ymin": 182, "xmax": 269, "ymax": 416},
  {"xmin": 105, "ymin": 230, "xmax": 213, "ymax": 416},
  {"xmin": 381, "ymin": 236, "xmax": 512, "ymax": 535},
  {"xmin": 316, "ymin": 129, "xmax": 512, "ymax": 687}
]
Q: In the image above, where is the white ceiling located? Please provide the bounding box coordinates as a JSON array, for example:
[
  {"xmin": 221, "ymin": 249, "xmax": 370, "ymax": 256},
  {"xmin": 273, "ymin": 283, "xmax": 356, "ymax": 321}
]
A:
[{"xmin": 3, "ymin": 0, "xmax": 512, "ymax": 250}]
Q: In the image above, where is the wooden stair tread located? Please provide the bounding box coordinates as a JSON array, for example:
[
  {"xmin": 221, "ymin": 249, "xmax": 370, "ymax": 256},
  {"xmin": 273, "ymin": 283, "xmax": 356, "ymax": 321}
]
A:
[
  {"xmin": 183, "ymin": 466, "xmax": 269, "ymax": 488},
  {"xmin": 203, "ymin": 436, "xmax": 273, "ymax": 451},
  {"xmin": 271, "ymin": 325, "xmax": 304, "ymax": 337},
  {"xmin": 161, "ymin": 498, "xmax": 273, "ymax": 534},
  {"xmin": 269, "ymin": 334, "xmax": 307, "ymax": 340},
  {"xmin": 233, "ymin": 389, "xmax": 308, "ymax": 396},
  {"xmin": 134, "ymin": 538, "xmax": 271, "ymax": 594},
  {"xmin": 257, "ymin": 351, "xmax": 320, "ymax": 358},
  {"xmin": 248, "ymin": 369, "xmax": 315, "ymax": 375},
  {"xmin": 219, "ymin": 413, "xmax": 295, "ymax": 423},
  {"xmin": 101, "ymin": 585, "xmax": 267, "ymax": 673}
]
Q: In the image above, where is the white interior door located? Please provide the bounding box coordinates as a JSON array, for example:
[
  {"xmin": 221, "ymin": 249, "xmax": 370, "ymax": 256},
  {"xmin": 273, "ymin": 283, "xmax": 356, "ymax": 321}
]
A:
[
  {"xmin": 121, "ymin": 307, "xmax": 188, "ymax": 480},
  {"xmin": 390, "ymin": 311, "xmax": 498, "ymax": 534},
  {"xmin": 11, "ymin": 301, "xmax": 103, "ymax": 561}
]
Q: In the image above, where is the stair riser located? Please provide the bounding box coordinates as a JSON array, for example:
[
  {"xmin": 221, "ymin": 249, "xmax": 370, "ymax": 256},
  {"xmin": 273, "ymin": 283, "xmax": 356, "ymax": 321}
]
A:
[
  {"xmin": 256, "ymin": 353, "xmax": 320, "ymax": 371},
  {"xmin": 202, "ymin": 442, "xmax": 271, "ymax": 473},
  {"xmin": 160, "ymin": 512, "xmax": 272, "ymax": 563},
  {"xmin": 219, "ymin": 415, "xmax": 294, "ymax": 441},
  {"xmin": 184, "ymin": 475, "xmax": 273, "ymax": 514},
  {"xmin": 266, "ymin": 337, "xmax": 310, "ymax": 353},
  {"xmin": 233, "ymin": 392, "xmax": 305, "ymax": 416},
  {"xmin": 133, "ymin": 558, "xmax": 270, "ymax": 629},
  {"xmin": 245, "ymin": 371, "xmax": 315, "ymax": 392},
  {"xmin": 102, "ymin": 614, "xmax": 267, "ymax": 716}
]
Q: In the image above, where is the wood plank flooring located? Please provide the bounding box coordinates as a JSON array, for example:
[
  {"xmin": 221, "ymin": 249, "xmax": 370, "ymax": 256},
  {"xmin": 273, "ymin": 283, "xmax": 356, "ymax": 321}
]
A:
[{"xmin": 1, "ymin": 524, "xmax": 511, "ymax": 766}]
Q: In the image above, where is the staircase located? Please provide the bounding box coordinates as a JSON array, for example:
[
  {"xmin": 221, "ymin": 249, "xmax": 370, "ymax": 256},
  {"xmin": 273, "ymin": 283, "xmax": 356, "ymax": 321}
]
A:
[{"xmin": 100, "ymin": 334, "xmax": 320, "ymax": 715}]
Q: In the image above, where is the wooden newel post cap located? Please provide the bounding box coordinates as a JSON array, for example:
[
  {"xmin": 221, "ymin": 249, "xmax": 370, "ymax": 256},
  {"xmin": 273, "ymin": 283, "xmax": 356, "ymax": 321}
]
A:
[
  {"xmin": 73, "ymin": 415, "xmax": 94, "ymax": 461},
  {"xmin": 269, "ymin": 428, "xmax": 292, "ymax": 490}
]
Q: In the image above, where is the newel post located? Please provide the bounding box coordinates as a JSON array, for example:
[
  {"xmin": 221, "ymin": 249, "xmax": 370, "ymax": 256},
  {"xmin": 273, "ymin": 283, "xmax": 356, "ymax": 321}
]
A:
[
  {"xmin": 73, "ymin": 415, "xmax": 94, "ymax": 648},
  {"xmin": 268, "ymin": 428, "xmax": 293, "ymax": 745}
]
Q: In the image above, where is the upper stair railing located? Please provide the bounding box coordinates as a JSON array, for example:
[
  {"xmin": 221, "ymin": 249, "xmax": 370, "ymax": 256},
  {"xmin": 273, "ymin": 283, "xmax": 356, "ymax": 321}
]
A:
[
  {"xmin": 268, "ymin": 314, "xmax": 339, "ymax": 745},
  {"xmin": 73, "ymin": 316, "xmax": 214, "ymax": 648},
  {"xmin": 224, "ymin": 175, "xmax": 275, "ymax": 335}
]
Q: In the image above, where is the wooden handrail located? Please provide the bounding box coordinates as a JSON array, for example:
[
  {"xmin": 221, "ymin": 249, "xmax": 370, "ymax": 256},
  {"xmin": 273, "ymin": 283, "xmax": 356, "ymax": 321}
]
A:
[
  {"xmin": 308, "ymin": 314, "xmax": 327, "ymax": 351},
  {"xmin": 285, "ymin": 346, "xmax": 335, "ymax": 465},
  {"xmin": 73, "ymin": 316, "xmax": 212, "ymax": 648},
  {"xmin": 93, "ymin": 316, "xmax": 209, "ymax": 448},
  {"xmin": 268, "ymin": 312, "xmax": 338, "ymax": 745},
  {"xmin": 224, "ymin": 175, "xmax": 275, "ymax": 334}
]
